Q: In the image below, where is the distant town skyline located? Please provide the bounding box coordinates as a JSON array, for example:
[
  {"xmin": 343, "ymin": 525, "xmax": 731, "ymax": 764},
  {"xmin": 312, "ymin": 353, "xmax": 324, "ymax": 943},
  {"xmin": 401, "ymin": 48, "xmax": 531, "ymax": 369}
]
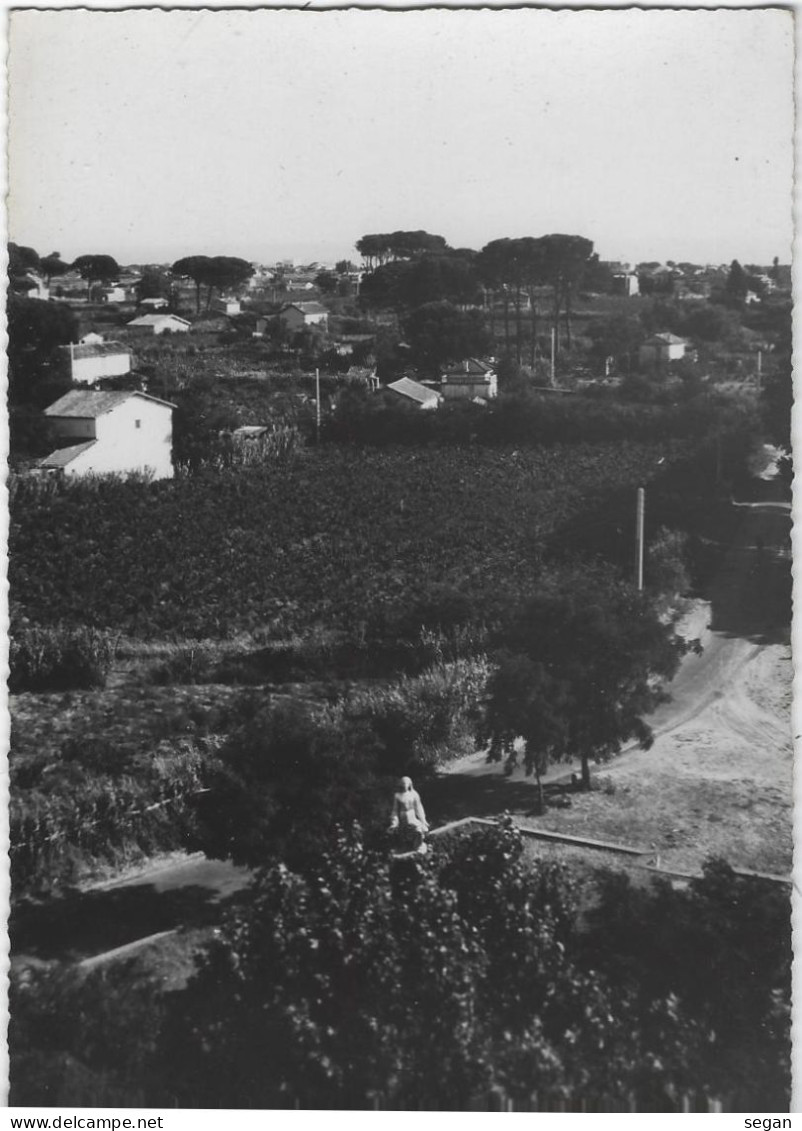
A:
[{"xmin": 8, "ymin": 8, "xmax": 794, "ymax": 270}]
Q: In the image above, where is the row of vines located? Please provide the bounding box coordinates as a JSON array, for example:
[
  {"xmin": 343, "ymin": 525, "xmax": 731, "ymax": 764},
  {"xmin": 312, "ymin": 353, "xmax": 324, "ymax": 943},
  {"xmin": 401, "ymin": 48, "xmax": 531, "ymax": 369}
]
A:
[{"xmin": 10, "ymin": 440, "xmax": 694, "ymax": 640}]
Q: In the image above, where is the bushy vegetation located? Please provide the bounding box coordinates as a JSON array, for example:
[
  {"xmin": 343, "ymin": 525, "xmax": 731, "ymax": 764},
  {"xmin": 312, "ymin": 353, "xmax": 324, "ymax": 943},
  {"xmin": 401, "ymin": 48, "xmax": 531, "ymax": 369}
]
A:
[
  {"xmin": 10, "ymin": 824, "xmax": 790, "ymax": 1110},
  {"xmin": 10, "ymin": 623, "xmax": 117, "ymax": 692},
  {"xmin": 325, "ymin": 387, "xmax": 736, "ymax": 448},
  {"xmin": 10, "ymin": 654, "xmax": 489, "ymax": 893},
  {"xmin": 195, "ymin": 656, "xmax": 491, "ymax": 869},
  {"xmin": 482, "ymin": 568, "xmax": 684, "ymax": 794},
  {"xmin": 10, "ymin": 737, "xmax": 220, "ymax": 894}
]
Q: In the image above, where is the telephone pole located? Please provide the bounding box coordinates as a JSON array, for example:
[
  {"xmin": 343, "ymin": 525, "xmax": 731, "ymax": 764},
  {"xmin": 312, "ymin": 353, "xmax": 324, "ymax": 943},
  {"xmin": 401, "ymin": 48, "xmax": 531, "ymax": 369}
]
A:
[
  {"xmin": 635, "ymin": 487, "xmax": 645, "ymax": 591},
  {"xmin": 315, "ymin": 367, "xmax": 321, "ymax": 443}
]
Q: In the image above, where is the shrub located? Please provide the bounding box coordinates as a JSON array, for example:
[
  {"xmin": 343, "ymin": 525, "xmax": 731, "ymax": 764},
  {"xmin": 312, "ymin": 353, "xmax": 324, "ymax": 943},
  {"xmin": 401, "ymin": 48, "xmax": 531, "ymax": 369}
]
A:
[
  {"xmin": 10, "ymin": 624, "xmax": 116, "ymax": 693},
  {"xmin": 342, "ymin": 657, "xmax": 491, "ymax": 773},
  {"xmin": 146, "ymin": 643, "xmax": 218, "ymax": 686}
]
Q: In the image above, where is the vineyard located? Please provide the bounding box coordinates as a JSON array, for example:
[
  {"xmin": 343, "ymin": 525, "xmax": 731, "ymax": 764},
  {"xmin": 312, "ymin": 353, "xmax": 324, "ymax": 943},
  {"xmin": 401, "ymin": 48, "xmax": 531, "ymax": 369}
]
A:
[{"xmin": 10, "ymin": 440, "xmax": 695, "ymax": 641}]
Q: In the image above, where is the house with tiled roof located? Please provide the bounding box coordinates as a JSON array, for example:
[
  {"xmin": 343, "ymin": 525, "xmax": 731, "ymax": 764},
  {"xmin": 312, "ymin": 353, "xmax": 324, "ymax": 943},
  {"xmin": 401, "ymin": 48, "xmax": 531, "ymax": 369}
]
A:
[
  {"xmin": 440, "ymin": 358, "xmax": 498, "ymax": 401},
  {"xmin": 40, "ymin": 390, "xmax": 175, "ymax": 480},
  {"xmin": 280, "ymin": 302, "xmax": 329, "ymax": 332},
  {"xmin": 58, "ymin": 340, "xmax": 132, "ymax": 385},
  {"xmin": 127, "ymin": 313, "xmax": 191, "ymax": 335},
  {"xmin": 384, "ymin": 376, "xmax": 441, "ymax": 410},
  {"xmin": 638, "ymin": 332, "xmax": 688, "ymax": 367}
]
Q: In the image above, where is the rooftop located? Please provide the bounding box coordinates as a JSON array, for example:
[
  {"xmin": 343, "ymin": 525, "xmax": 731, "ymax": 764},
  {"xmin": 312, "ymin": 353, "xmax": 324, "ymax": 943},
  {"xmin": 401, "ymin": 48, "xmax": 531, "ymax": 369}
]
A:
[
  {"xmin": 45, "ymin": 390, "xmax": 176, "ymax": 418},
  {"xmin": 39, "ymin": 440, "xmax": 97, "ymax": 469},
  {"xmin": 386, "ymin": 376, "xmax": 440, "ymax": 406},
  {"xmin": 283, "ymin": 301, "xmax": 328, "ymax": 315},
  {"xmin": 441, "ymin": 357, "xmax": 495, "ymax": 378},
  {"xmin": 648, "ymin": 332, "xmax": 687, "ymax": 345},
  {"xmin": 127, "ymin": 313, "xmax": 191, "ymax": 327},
  {"xmin": 61, "ymin": 341, "xmax": 131, "ymax": 361}
]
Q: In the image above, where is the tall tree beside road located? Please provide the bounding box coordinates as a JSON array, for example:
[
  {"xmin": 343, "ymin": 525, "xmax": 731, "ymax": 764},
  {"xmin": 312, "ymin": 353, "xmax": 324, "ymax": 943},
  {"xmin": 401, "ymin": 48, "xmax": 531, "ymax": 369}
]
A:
[
  {"xmin": 477, "ymin": 239, "xmax": 513, "ymax": 354},
  {"xmin": 8, "ymin": 243, "xmax": 42, "ymax": 292},
  {"xmin": 725, "ymin": 259, "xmax": 748, "ymax": 305},
  {"xmin": 172, "ymin": 255, "xmax": 253, "ymax": 311},
  {"xmin": 483, "ymin": 570, "xmax": 682, "ymax": 790},
  {"xmin": 203, "ymin": 255, "xmax": 254, "ymax": 308},
  {"xmin": 38, "ymin": 252, "xmax": 70, "ymax": 285},
  {"xmin": 136, "ymin": 266, "xmax": 175, "ymax": 303},
  {"xmin": 538, "ymin": 234, "xmax": 594, "ymax": 355},
  {"xmin": 356, "ymin": 230, "xmax": 449, "ymax": 269},
  {"xmin": 361, "ymin": 251, "xmax": 480, "ymax": 310},
  {"xmin": 478, "ymin": 237, "xmax": 550, "ymax": 368},
  {"xmin": 72, "ymin": 254, "xmax": 120, "ymax": 293},
  {"xmin": 172, "ymin": 255, "xmax": 212, "ymax": 313},
  {"xmin": 405, "ymin": 301, "xmax": 492, "ymax": 375}
]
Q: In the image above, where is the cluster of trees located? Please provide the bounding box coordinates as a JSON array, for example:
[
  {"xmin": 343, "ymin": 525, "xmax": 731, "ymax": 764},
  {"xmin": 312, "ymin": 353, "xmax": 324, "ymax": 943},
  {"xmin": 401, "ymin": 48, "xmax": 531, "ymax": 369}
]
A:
[
  {"xmin": 8, "ymin": 244, "xmax": 125, "ymax": 299},
  {"xmin": 482, "ymin": 569, "xmax": 684, "ymax": 798},
  {"xmin": 357, "ymin": 229, "xmax": 601, "ymax": 370},
  {"xmin": 171, "ymin": 255, "xmax": 254, "ymax": 312},
  {"xmin": 360, "ymin": 249, "xmax": 480, "ymax": 310},
  {"xmin": 8, "ymin": 244, "xmax": 72, "ymax": 293},
  {"xmin": 477, "ymin": 234, "xmax": 595, "ymax": 366},
  {"xmin": 356, "ymin": 230, "xmax": 598, "ymax": 373},
  {"xmin": 10, "ymin": 823, "xmax": 790, "ymax": 1109},
  {"xmin": 355, "ymin": 230, "xmax": 449, "ymax": 268}
]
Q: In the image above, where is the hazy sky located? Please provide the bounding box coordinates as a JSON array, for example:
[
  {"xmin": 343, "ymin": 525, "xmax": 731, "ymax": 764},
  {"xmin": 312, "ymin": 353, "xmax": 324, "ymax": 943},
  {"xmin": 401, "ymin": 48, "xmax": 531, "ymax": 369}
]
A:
[{"xmin": 8, "ymin": 8, "xmax": 795, "ymax": 268}]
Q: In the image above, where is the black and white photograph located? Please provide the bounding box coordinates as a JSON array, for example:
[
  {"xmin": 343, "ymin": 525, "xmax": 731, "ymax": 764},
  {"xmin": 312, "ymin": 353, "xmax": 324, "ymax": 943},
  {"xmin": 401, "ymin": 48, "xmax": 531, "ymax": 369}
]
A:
[{"xmin": 5, "ymin": 6, "xmax": 795, "ymax": 1114}]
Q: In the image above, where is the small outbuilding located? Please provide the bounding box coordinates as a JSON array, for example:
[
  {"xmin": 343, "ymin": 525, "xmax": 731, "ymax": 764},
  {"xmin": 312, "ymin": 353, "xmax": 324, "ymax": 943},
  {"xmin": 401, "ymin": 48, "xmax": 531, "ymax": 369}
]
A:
[
  {"xmin": 280, "ymin": 302, "xmax": 329, "ymax": 332},
  {"xmin": 127, "ymin": 313, "xmax": 191, "ymax": 336},
  {"xmin": 638, "ymin": 332, "xmax": 688, "ymax": 367},
  {"xmin": 440, "ymin": 358, "xmax": 498, "ymax": 401},
  {"xmin": 59, "ymin": 340, "xmax": 133, "ymax": 385},
  {"xmin": 214, "ymin": 297, "xmax": 242, "ymax": 316},
  {"xmin": 384, "ymin": 376, "xmax": 441, "ymax": 410}
]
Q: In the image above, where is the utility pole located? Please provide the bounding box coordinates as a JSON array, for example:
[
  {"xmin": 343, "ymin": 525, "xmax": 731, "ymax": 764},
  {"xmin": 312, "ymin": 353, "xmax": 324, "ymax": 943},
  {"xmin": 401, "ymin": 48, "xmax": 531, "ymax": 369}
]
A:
[
  {"xmin": 315, "ymin": 367, "xmax": 321, "ymax": 443},
  {"xmin": 635, "ymin": 487, "xmax": 645, "ymax": 591},
  {"xmin": 550, "ymin": 328, "xmax": 556, "ymax": 386},
  {"xmin": 757, "ymin": 349, "xmax": 763, "ymax": 391}
]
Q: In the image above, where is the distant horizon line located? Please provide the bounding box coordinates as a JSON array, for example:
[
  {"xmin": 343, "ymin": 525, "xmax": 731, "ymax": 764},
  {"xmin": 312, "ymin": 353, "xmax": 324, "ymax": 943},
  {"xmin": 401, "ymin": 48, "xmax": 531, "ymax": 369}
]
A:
[{"xmin": 10, "ymin": 239, "xmax": 788, "ymax": 273}]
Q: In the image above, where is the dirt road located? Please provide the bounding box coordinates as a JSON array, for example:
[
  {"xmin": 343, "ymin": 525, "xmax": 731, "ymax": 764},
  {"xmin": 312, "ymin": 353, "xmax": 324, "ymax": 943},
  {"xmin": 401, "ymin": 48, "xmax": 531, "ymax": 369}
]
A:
[{"xmin": 438, "ymin": 501, "xmax": 793, "ymax": 875}]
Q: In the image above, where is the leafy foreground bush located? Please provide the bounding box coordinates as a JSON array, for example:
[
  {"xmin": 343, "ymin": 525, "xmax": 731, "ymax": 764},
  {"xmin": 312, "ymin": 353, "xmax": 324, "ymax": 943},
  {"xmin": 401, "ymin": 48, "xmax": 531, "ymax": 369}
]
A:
[
  {"xmin": 10, "ymin": 826, "xmax": 790, "ymax": 1110},
  {"xmin": 9, "ymin": 624, "xmax": 116, "ymax": 692},
  {"xmin": 197, "ymin": 659, "xmax": 489, "ymax": 869},
  {"xmin": 11, "ymin": 655, "xmax": 488, "ymax": 896}
]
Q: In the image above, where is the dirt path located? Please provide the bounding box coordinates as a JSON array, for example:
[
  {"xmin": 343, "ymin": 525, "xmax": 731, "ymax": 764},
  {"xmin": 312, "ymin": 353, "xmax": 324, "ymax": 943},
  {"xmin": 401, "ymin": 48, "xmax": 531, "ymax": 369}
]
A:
[{"xmin": 437, "ymin": 501, "xmax": 793, "ymax": 876}]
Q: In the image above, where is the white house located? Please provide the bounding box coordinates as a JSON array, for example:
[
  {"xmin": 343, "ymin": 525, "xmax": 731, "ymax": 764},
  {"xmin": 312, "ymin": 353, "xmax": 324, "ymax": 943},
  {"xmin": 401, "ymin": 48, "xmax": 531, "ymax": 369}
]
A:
[
  {"xmin": 100, "ymin": 285, "xmax": 126, "ymax": 303},
  {"xmin": 612, "ymin": 272, "xmax": 640, "ymax": 297},
  {"xmin": 40, "ymin": 390, "xmax": 175, "ymax": 480},
  {"xmin": 59, "ymin": 341, "xmax": 133, "ymax": 385},
  {"xmin": 638, "ymin": 332, "xmax": 688, "ymax": 367},
  {"xmin": 137, "ymin": 296, "xmax": 169, "ymax": 311},
  {"xmin": 214, "ymin": 297, "xmax": 241, "ymax": 316},
  {"xmin": 440, "ymin": 358, "xmax": 498, "ymax": 401},
  {"xmin": 127, "ymin": 313, "xmax": 191, "ymax": 335},
  {"xmin": 384, "ymin": 376, "xmax": 440, "ymax": 410},
  {"xmin": 280, "ymin": 302, "xmax": 329, "ymax": 332},
  {"xmin": 23, "ymin": 275, "xmax": 50, "ymax": 300},
  {"xmin": 346, "ymin": 365, "xmax": 379, "ymax": 392}
]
